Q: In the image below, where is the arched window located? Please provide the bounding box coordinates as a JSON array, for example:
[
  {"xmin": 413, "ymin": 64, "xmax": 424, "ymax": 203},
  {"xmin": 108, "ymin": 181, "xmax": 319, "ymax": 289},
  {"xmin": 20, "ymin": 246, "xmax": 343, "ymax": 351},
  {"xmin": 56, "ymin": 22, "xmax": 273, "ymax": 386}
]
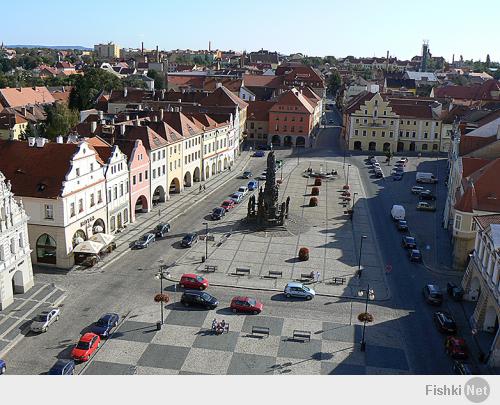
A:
[{"xmin": 36, "ymin": 234, "xmax": 57, "ymax": 264}]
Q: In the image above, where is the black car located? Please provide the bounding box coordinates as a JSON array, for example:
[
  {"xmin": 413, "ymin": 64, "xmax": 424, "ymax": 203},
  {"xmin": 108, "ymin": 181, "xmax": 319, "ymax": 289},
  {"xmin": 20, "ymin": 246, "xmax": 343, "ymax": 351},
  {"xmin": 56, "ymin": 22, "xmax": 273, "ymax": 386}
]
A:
[
  {"xmin": 180, "ymin": 290, "xmax": 218, "ymax": 309},
  {"xmin": 452, "ymin": 361, "xmax": 472, "ymax": 375},
  {"xmin": 211, "ymin": 207, "xmax": 226, "ymax": 220},
  {"xmin": 374, "ymin": 171, "xmax": 383, "ymax": 178},
  {"xmin": 154, "ymin": 223, "xmax": 171, "ymax": 238},
  {"xmin": 423, "ymin": 284, "xmax": 443, "ymax": 305},
  {"xmin": 256, "ymin": 144, "xmax": 271, "ymax": 151},
  {"xmin": 242, "ymin": 171, "xmax": 253, "ymax": 179},
  {"xmin": 181, "ymin": 233, "xmax": 198, "ymax": 247},
  {"xmin": 409, "ymin": 249, "xmax": 422, "ymax": 262},
  {"xmin": 402, "ymin": 236, "xmax": 417, "ymax": 249},
  {"xmin": 134, "ymin": 233, "xmax": 156, "ymax": 249},
  {"xmin": 419, "ymin": 190, "xmax": 437, "ymax": 201},
  {"xmin": 48, "ymin": 359, "xmax": 75, "ymax": 375},
  {"xmin": 434, "ymin": 311, "xmax": 457, "ymax": 334},
  {"xmin": 91, "ymin": 313, "xmax": 119, "ymax": 337},
  {"xmin": 397, "ymin": 220, "xmax": 408, "ymax": 231},
  {"xmin": 447, "ymin": 282, "xmax": 464, "ymax": 301}
]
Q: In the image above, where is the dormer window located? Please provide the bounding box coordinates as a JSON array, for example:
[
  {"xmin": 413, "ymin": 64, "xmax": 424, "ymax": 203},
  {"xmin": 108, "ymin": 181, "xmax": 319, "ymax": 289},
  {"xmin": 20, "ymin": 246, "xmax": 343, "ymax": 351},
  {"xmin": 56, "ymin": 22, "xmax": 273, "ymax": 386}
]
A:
[{"xmin": 76, "ymin": 168, "xmax": 80, "ymax": 177}]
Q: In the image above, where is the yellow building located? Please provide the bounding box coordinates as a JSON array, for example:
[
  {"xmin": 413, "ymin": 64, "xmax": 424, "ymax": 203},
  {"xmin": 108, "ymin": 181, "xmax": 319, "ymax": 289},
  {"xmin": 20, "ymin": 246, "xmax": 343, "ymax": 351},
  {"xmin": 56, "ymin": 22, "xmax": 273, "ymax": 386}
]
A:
[
  {"xmin": 94, "ymin": 42, "xmax": 120, "ymax": 59},
  {"xmin": 0, "ymin": 113, "xmax": 28, "ymax": 140},
  {"xmin": 344, "ymin": 92, "xmax": 445, "ymax": 153}
]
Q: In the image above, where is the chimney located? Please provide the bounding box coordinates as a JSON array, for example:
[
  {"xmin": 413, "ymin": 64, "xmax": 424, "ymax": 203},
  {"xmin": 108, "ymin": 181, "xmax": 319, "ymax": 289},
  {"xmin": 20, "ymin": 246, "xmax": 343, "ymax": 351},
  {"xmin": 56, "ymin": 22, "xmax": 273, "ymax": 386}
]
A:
[
  {"xmin": 141, "ymin": 42, "xmax": 144, "ymax": 55},
  {"xmin": 134, "ymin": 118, "xmax": 140, "ymax": 126},
  {"xmin": 216, "ymin": 82, "xmax": 222, "ymax": 88},
  {"xmin": 28, "ymin": 137, "xmax": 36, "ymax": 147},
  {"xmin": 35, "ymin": 137, "xmax": 47, "ymax": 148},
  {"xmin": 153, "ymin": 115, "xmax": 158, "ymax": 122},
  {"xmin": 178, "ymin": 99, "xmax": 182, "ymax": 103},
  {"xmin": 90, "ymin": 121, "xmax": 97, "ymax": 133},
  {"xmin": 124, "ymin": 87, "xmax": 128, "ymax": 98},
  {"xmin": 98, "ymin": 110, "xmax": 104, "ymax": 120},
  {"xmin": 161, "ymin": 89, "xmax": 165, "ymax": 100},
  {"xmin": 159, "ymin": 108, "xmax": 164, "ymax": 120},
  {"xmin": 125, "ymin": 114, "xmax": 130, "ymax": 121},
  {"xmin": 67, "ymin": 134, "xmax": 79, "ymax": 143},
  {"xmin": 21, "ymin": 107, "xmax": 27, "ymax": 116},
  {"xmin": 56, "ymin": 135, "xmax": 64, "ymax": 144},
  {"xmin": 120, "ymin": 124, "xmax": 126, "ymax": 135}
]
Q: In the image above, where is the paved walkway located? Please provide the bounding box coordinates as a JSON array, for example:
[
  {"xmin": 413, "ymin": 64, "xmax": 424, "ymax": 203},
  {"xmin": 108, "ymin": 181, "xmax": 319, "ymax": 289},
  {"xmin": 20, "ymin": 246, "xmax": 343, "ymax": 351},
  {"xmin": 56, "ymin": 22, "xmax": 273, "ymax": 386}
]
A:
[
  {"xmin": 161, "ymin": 157, "xmax": 390, "ymax": 301},
  {"xmin": 0, "ymin": 283, "xmax": 66, "ymax": 357}
]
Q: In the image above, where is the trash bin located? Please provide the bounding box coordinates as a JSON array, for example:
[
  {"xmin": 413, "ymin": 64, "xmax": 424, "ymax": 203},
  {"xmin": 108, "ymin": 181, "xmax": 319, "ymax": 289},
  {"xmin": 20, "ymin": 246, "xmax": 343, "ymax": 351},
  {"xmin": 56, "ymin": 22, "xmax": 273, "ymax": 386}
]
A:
[
  {"xmin": 156, "ymin": 322, "xmax": 162, "ymax": 331},
  {"xmin": 201, "ymin": 256, "xmax": 206, "ymax": 263}
]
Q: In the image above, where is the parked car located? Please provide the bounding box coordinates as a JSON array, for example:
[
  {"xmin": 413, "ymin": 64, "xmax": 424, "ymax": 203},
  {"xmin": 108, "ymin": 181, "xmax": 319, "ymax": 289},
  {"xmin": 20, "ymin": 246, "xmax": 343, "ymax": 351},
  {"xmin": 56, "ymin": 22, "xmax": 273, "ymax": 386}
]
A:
[
  {"xmin": 0, "ymin": 359, "xmax": 5, "ymax": 375},
  {"xmin": 230, "ymin": 296, "xmax": 263, "ymax": 314},
  {"xmin": 256, "ymin": 144, "xmax": 271, "ymax": 151},
  {"xmin": 71, "ymin": 333, "xmax": 101, "ymax": 362},
  {"xmin": 91, "ymin": 313, "xmax": 119, "ymax": 337},
  {"xmin": 253, "ymin": 151, "xmax": 265, "ymax": 157},
  {"xmin": 211, "ymin": 207, "xmax": 226, "ymax": 220},
  {"xmin": 445, "ymin": 336, "xmax": 468, "ymax": 359},
  {"xmin": 411, "ymin": 186, "xmax": 425, "ymax": 194},
  {"xmin": 402, "ymin": 236, "xmax": 417, "ymax": 249},
  {"xmin": 419, "ymin": 190, "xmax": 437, "ymax": 201},
  {"xmin": 248, "ymin": 180, "xmax": 258, "ymax": 191},
  {"xmin": 328, "ymin": 119, "xmax": 334, "ymax": 124},
  {"xmin": 221, "ymin": 199, "xmax": 235, "ymax": 211},
  {"xmin": 238, "ymin": 186, "xmax": 249, "ymax": 196},
  {"xmin": 397, "ymin": 220, "xmax": 408, "ymax": 231},
  {"xmin": 134, "ymin": 233, "xmax": 156, "ymax": 249},
  {"xmin": 374, "ymin": 171, "xmax": 383, "ymax": 178},
  {"xmin": 423, "ymin": 284, "xmax": 443, "ymax": 305},
  {"xmin": 242, "ymin": 171, "xmax": 253, "ymax": 179},
  {"xmin": 284, "ymin": 282, "xmax": 315, "ymax": 300},
  {"xmin": 154, "ymin": 223, "xmax": 171, "ymax": 238},
  {"xmin": 180, "ymin": 290, "xmax": 218, "ymax": 309},
  {"xmin": 452, "ymin": 361, "xmax": 472, "ymax": 375},
  {"xmin": 409, "ymin": 249, "xmax": 422, "ymax": 262},
  {"xmin": 392, "ymin": 166, "xmax": 404, "ymax": 173},
  {"xmin": 447, "ymin": 282, "xmax": 464, "ymax": 301},
  {"xmin": 393, "ymin": 173, "xmax": 403, "ymax": 181},
  {"xmin": 48, "ymin": 359, "xmax": 75, "ymax": 375},
  {"xmin": 417, "ymin": 201, "xmax": 436, "ymax": 211},
  {"xmin": 256, "ymin": 174, "xmax": 267, "ymax": 181},
  {"xmin": 434, "ymin": 311, "xmax": 457, "ymax": 334},
  {"xmin": 276, "ymin": 159, "xmax": 284, "ymax": 168},
  {"xmin": 30, "ymin": 308, "xmax": 60, "ymax": 333},
  {"xmin": 181, "ymin": 233, "xmax": 198, "ymax": 247},
  {"xmin": 230, "ymin": 192, "xmax": 244, "ymax": 204},
  {"xmin": 180, "ymin": 273, "xmax": 209, "ymax": 290}
]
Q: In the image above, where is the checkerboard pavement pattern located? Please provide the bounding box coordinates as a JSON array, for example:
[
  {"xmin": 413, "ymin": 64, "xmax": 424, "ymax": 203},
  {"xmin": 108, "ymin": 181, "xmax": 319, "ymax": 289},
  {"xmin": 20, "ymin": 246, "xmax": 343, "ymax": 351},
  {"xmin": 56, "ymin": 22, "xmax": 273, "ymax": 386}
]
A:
[{"xmin": 82, "ymin": 309, "xmax": 410, "ymax": 375}]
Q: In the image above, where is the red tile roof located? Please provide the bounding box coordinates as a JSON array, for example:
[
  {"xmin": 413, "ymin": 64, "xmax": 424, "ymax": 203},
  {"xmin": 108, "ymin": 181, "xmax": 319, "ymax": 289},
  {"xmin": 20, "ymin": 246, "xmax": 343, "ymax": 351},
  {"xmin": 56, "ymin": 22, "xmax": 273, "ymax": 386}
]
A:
[
  {"xmin": 270, "ymin": 89, "xmax": 315, "ymax": 114},
  {"xmin": 247, "ymin": 100, "xmax": 275, "ymax": 121},
  {"xmin": 200, "ymin": 86, "xmax": 248, "ymax": 110},
  {"xmin": 167, "ymin": 75, "xmax": 205, "ymax": 90},
  {"xmin": 0, "ymin": 139, "xmax": 79, "ymax": 199},
  {"xmin": 462, "ymin": 157, "xmax": 491, "ymax": 177},
  {"xmin": 203, "ymin": 78, "xmax": 242, "ymax": 93},
  {"xmin": 433, "ymin": 80, "xmax": 500, "ymax": 101},
  {"xmin": 124, "ymin": 126, "xmax": 168, "ymax": 150},
  {"xmin": 459, "ymin": 135, "xmax": 497, "ymax": 156},
  {"xmin": 345, "ymin": 91, "xmax": 375, "ymax": 114},
  {"xmin": 0, "ymin": 87, "xmax": 56, "ymax": 109},
  {"xmin": 242, "ymin": 74, "xmax": 283, "ymax": 88},
  {"xmin": 161, "ymin": 111, "xmax": 203, "ymax": 138}
]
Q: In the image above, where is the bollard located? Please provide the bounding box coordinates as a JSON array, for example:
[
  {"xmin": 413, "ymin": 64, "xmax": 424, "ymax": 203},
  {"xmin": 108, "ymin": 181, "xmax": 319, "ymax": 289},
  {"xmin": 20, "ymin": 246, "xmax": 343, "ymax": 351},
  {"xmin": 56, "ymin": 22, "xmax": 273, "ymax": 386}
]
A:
[
  {"xmin": 156, "ymin": 322, "xmax": 162, "ymax": 331},
  {"xmin": 201, "ymin": 256, "xmax": 206, "ymax": 263}
]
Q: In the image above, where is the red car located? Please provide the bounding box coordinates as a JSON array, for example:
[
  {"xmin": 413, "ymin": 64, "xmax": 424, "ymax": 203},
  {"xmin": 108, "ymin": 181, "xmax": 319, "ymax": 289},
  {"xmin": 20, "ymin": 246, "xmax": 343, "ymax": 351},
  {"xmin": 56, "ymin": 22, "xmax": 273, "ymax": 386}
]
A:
[
  {"xmin": 180, "ymin": 274, "xmax": 209, "ymax": 290},
  {"xmin": 71, "ymin": 333, "xmax": 100, "ymax": 362},
  {"xmin": 230, "ymin": 296, "xmax": 263, "ymax": 314},
  {"xmin": 445, "ymin": 336, "xmax": 468, "ymax": 359},
  {"xmin": 221, "ymin": 200, "xmax": 235, "ymax": 211}
]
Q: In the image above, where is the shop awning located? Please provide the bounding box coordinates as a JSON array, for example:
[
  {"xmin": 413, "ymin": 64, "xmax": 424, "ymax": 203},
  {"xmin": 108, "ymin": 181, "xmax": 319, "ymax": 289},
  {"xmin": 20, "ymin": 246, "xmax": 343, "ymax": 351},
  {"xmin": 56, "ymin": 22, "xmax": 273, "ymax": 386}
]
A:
[
  {"xmin": 89, "ymin": 233, "xmax": 115, "ymax": 246},
  {"xmin": 73, "ymin": 240, "xmax": 105, "ymax": 254}
]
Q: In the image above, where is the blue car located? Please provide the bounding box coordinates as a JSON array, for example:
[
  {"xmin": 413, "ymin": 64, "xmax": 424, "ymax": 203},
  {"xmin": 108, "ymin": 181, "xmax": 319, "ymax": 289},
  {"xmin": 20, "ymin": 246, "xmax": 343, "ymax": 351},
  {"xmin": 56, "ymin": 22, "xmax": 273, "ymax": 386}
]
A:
[
  {"xmin": 253, "ymin": 151, "xmax": 265, "ymax": 157},
  {"xmin": 248, "ymin": 180, "xmax": 258, "ymax": 191},
  {"xmin": 48, "ymin": 359, "xmax": 75, "ymax": 375},
  {"xmin": 0, "ymin": 359, "xmax": 5, "ymax": 375},
  {"xmin": 91, "ymin": 313, "xmax": 119, "ymax": 337}
]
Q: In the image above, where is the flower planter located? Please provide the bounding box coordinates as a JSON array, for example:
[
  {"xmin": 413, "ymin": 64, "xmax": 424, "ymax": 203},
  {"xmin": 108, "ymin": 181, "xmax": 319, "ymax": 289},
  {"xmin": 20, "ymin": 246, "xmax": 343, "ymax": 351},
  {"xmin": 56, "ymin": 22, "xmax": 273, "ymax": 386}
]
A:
[
  {"xmin": 314, "ymin": 178, "xmax": 322, "ymax": 186},
  {"xmin": 298, "ymin": 247, "xmax": 309, "ymax": 261},
  {"xmin": 154, "ymin": 293, "xmax": 170, "ymax": 303},
  {"xmin": 311, "ymin": 187, "xmax": 320, "ymax": 196},
  {"xmin": 343, "ymin": 185, "xmax": 350, "ymax": 190},
  {"xmin": 309, "ymin": 197, "xmax": 318, "ymax": 207},
  {"xmin": 357, "ymin": 312, "xmax": 373, "ymax": 323}
]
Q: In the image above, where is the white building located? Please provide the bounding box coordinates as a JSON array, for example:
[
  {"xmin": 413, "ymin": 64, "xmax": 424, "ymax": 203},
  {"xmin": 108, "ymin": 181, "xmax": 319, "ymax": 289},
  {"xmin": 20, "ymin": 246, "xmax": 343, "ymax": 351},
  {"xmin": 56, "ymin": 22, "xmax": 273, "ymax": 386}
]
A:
[
  {"xmin": 89, "ymin": 138, "xmax": 130, "ymax": 233},
  {"xmin": 0, "ymin": 171, "xmax": 34, "ymax": 310},
  {"xmin": 462, "ymin": 215, "xmax": 500, "ymax": 367},
  {"xmin": 0, "ymin": 139, "xmax": 107, "ymax": 269}
]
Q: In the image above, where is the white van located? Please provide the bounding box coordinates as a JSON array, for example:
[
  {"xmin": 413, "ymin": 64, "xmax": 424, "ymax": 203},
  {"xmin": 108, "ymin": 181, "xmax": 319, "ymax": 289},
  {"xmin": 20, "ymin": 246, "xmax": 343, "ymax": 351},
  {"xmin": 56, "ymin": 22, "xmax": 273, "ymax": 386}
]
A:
[
  {"xmin": 391, "ymin": 204, "xmax": 406, "ymax": 221},
  {"xmin": 416, "ymin": 172, "xmax": 437, "ymax": 184},
  {"xmin": 238, "ymin": 186, "xmax": 248, "ymax": 196}
]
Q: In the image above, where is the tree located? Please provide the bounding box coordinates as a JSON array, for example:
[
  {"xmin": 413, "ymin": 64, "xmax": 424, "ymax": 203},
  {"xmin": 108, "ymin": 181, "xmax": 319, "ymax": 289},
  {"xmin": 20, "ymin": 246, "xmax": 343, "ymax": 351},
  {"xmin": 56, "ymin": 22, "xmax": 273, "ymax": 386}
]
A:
[
  {"xmin": 486, "ymin": 54, "xmax": 491, "ymax": 69},
  {"xmin": 327, "ymin": 70, "xmax": 341, "ymax": 96},
  {"xmin": 121, "ymin": 76, "xmax": 148, "ymax": 89},
  {"xmin": 147, "ymin": 69, "xmax": 165, "ymax": 89},
  {"xmin": 70, "ymin": 67, "xmax": 122, "ymax": 110},
  {"xmin": 43, "ymin": 103, "xmax": 79, "ymax": 139}
]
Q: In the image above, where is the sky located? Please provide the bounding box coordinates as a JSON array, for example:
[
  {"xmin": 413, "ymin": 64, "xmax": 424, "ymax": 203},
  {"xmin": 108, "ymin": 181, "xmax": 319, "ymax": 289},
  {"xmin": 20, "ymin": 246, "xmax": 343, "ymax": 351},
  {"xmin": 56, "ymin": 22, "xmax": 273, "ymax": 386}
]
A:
[{"xmin": 2, "ymin": 0, "xmax": 499, "ymax": 62}]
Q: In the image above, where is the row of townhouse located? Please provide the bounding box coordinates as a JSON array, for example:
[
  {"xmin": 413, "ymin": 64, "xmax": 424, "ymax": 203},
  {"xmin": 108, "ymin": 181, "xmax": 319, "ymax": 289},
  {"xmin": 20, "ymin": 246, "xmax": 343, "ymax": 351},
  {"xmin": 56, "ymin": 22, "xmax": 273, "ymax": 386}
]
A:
[
  {"xmin": 343, "ymin": 91, "xmax": 452, "ymax": 153},
  {"xmin": 0, "ymin": 106, "xmax": 239, "ymax": 269}
]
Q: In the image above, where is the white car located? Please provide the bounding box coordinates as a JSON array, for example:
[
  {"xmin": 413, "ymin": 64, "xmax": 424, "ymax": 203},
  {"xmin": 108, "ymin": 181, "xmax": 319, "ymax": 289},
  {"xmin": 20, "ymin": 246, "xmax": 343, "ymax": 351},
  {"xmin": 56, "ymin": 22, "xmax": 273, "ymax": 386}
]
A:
[
  {"xmin": 237, "ymin": 186, "xmax": 248, "ymax": 196},
  {"xmin": 230, "ymin": 192, "xmax": 244, "ymax": 204},
  {"xmin": 30, "ymin": 308, "xmax": 60, "ymax": 333},
  {"xmin": 284, "ymin": 282, "xmax": 316, "ymax": 300}
]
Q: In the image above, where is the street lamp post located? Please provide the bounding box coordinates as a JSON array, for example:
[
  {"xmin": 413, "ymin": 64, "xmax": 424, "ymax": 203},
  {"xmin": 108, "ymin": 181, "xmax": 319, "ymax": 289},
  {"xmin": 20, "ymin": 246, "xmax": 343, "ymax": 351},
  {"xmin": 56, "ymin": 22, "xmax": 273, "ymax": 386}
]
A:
[
  {"xmin": 358, "ymin": 284, "xmax": 375, "ymax": 352},
  {"xmin": 352, "ymin": 192, "xmax": 358, "ymax": 209},
  {"xmin": 346, "ymin": 164, "xmax": 352, "ymax": 187},
  {"xmin": 357, "ymin": 235, "xmax": 367, "ymax": 278},
  {"xmin": 155, "ymin": 265, "xmax": 170, "ymax": 326},
  {"xmin": 202, "ymin": 222, "xmax": 209, "ymax": 261}
]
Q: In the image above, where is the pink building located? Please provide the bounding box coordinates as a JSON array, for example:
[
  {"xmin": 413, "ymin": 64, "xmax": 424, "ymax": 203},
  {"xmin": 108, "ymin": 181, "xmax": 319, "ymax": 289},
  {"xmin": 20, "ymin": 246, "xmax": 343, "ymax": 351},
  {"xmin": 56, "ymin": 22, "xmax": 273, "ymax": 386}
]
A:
[{"xmin": 116, "ymin": 139, "xmax": 150, "ymax": 223}]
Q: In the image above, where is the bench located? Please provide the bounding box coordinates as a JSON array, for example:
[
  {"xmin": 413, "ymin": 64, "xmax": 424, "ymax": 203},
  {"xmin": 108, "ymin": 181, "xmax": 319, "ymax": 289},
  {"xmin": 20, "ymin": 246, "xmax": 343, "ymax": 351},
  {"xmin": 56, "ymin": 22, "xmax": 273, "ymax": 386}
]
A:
[
  {"xmin": 268, "ymin": 270, "xmax": 283, "ymax": 278},
  {"xmin": 251, "ymin": 326, "xmax": 270, "ymax": 337},
  {"xmin": 300, "ymin": 273, "xmax": 314, "ymax": 281},
  {"xmin": 235, "ymin": 267, "xmax": 251, "ymax": 276},
  {"xmin": 293, "ymin": 330, "xmax": 311, "ymax": 342},
  {"xmin": 327, "ymin": 276, "xmax": 346, "ymax": 285},
  {"xmin": 203, "ymin": 265, "xmax": 217, "ymax": 273}
]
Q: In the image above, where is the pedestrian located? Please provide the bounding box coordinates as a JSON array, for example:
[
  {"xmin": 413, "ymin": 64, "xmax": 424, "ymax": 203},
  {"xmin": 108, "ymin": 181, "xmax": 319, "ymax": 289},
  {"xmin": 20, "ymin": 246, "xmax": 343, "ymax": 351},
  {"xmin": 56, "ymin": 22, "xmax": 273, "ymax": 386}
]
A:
[
  {"xmin": 199, "ymin": 184, "xmax": 202, "ymax": 192},
  {"xmin": 203, "ymin": 185, "xmax": 206, "ymax": 191}
]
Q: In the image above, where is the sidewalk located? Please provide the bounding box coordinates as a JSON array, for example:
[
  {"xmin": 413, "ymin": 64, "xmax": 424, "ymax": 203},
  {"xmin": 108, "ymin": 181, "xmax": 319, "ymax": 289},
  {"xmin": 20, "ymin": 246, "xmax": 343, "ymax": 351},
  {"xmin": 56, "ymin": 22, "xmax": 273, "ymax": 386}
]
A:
[{"xmin": 84, "ymin": 151, "xmax": 252, "ymax": 272}]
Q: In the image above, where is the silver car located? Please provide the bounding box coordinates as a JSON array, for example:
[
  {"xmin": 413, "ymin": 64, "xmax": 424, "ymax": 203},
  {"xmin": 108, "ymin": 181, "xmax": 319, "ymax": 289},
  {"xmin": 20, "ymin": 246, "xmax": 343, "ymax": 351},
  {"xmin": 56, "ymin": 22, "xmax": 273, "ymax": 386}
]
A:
[
  {"xmin": 284, "ymin": 282, "xmax": 316, "ymax": 300},
  {"xmin": 30, "ymin": 308, "xmax": 60, "ymax": 333}
]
